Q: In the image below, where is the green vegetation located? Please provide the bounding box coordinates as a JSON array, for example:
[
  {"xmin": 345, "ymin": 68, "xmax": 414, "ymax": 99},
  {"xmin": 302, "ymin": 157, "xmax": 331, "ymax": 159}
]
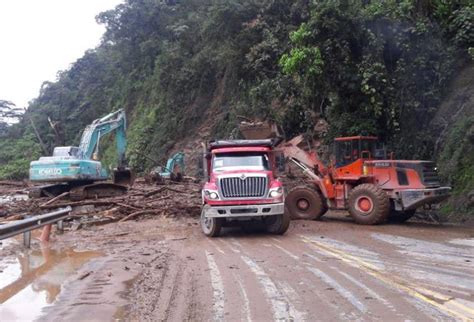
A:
[
  {"xmin": 439, "ymin": 116, "xmax": 474, "ymax": 213},
  {"xmin": 0, "ymin": 0, "xmax": 473, "ymax": 214}
]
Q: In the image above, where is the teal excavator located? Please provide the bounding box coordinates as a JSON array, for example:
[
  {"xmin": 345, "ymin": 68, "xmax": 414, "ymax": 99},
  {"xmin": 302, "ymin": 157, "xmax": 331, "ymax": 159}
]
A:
[{"xmin": 29, "ymin": 109, "xmax": 133, "ymax": 200}]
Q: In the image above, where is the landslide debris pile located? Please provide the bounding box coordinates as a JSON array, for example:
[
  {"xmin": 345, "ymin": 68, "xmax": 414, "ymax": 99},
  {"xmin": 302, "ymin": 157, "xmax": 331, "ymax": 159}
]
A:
[{"xmin": 0, "ymin": 180, "xmax": 202, "ymax": 228}]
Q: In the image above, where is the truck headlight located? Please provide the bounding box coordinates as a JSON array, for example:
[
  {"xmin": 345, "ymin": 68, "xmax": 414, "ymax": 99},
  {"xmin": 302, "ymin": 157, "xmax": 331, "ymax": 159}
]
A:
[
  {"xmin": 268, "ymin": 187, "xmax": 283, "ymax": 198},
  {"xmin": 204, "ymin": 190, "xmax": 220, "ymax": 200}
]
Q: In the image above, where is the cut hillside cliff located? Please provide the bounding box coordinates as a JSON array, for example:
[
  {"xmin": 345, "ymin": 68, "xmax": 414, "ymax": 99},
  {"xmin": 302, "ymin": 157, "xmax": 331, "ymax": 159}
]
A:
[{"xmin": 431, "ymin": 63, "xmax": 474, "ymax": 219}]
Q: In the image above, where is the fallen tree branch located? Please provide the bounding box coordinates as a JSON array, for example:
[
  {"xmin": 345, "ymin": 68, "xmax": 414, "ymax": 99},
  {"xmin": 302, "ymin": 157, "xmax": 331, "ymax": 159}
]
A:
[
  {"xmin": 144, "ymin": 187, "xmax": 166, "ymax": 198},
  {"xmin": 163, "ymin": 187, "xmax": 187, "ymax": 194},
  {"xmin": 119, "ymin": 210, "xmax": 159, "ymax": 222},
  {"xmin": 40, "ymin": 198, "xmax": 127, "ymax": 209},
  {"xmin": 40, "ymin": 192, "xmax": 70, "ymax": 207},
  {"xmin": 115, "ymin": 202, "xmax": 142, "ymax": 211},
  {"xmin": 0, "ymin": 181, "xmax": 26, "ymax": 187}
]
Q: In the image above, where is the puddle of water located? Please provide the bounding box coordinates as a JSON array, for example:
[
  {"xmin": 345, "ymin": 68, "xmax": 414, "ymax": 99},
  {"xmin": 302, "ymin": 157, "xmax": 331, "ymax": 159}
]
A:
[{"xmin": 0, "ymin": 246, "xmax": 100, "ymax": 321}]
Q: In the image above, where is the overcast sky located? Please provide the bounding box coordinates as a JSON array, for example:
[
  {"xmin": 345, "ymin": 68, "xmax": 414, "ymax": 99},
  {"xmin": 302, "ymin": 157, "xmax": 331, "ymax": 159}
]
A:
[{"xmin": 0, "ymin": 0, "xmax": 123, "ymax": 110}]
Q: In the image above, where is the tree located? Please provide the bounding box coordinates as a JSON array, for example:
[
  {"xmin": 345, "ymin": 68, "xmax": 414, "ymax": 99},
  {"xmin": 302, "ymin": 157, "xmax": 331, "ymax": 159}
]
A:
[{"xmin": 0, "ymin": 100, "xmax": 22, "ymax": 120}]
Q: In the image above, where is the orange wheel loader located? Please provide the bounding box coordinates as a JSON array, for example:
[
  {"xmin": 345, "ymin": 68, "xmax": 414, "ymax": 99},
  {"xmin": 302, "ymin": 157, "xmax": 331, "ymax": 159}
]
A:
[{"xmin": 280, "ymin": 135, "xmax": 451, "ymax": 224}]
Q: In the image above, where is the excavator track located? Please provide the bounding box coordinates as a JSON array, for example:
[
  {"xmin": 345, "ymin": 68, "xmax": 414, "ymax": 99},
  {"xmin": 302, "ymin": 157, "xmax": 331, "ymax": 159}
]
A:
[{"xmin": 70, "ymin": 182, "xmax": 128, "ymax": 201}]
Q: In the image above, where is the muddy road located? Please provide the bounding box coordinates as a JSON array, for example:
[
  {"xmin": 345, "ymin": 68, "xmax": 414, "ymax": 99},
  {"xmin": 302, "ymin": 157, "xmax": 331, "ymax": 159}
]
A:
[{"xmin": 1, "ymin": 214, "xmax": 474, "ymax": 321}]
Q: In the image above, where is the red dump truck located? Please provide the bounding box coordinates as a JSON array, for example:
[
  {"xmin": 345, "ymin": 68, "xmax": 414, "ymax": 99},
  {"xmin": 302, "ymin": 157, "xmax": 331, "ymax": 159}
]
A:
[{"xmin": 200, "ymin": 139, "xmax": 289, "ymax": 237}]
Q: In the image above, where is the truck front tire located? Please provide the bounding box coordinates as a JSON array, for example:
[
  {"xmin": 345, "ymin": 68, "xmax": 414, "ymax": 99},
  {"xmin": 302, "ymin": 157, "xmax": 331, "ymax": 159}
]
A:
[
  {"xmin": 265, "ymin": 207, "xmax": 291, "ymax": 235},
  {"xmin": 200, "ymin": 205, "xmax": 223, "ymax": 237}
]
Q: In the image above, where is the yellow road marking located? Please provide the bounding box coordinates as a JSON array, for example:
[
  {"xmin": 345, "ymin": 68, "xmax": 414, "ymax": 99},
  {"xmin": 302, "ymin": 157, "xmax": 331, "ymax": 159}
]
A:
[{"xmin": 300, "ymin": 236, "xmax": 474, "ymax": 321}]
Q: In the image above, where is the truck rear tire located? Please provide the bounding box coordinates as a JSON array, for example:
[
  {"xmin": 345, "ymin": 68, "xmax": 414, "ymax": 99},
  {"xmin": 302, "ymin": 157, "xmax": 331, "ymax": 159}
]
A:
[
  {"xmin": 348, "ymin": 184, "xmax": 389, "ymax": 225},
  {"xmin": 286, "ymin": 186, "xmax": 328, "ymax": 220},
  {"xmin": 388, "ymin": 209, "xmax": 416, "ymax": 223},
  {"xmin": 265, "ymin": 207, "xmax": 291, "ymax": 235},
  {"xmin": 200, "ymin": 205, "xmax": 223, "ymax": 237}
]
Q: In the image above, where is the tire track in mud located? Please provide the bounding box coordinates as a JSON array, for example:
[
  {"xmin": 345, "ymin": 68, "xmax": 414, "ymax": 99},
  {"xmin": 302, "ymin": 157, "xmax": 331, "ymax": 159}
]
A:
[
  {"xmin": 233, "ymin": 271, "xmax": 252, "ymax": 322},
  {"xmin": 298, "ymin": 234, "xmax": 454, "ymax": 321},
  {"xmin": 238, "ymin": 233, "xmax": 435, "ymax": 321},
  {"xmin": 226, "ymin": 236, "xmax": 367, "ymax": 321},
  {"xmin": 122, "ymin": 248, "xmax": 172, "ymax": 320},
  {"xmin": 241, "ymin": 254, "xmax": 305, "ymax": 321},
  {"xmin": 303, "ymin": 231, "xmax": 474, "ymax": 319},
  {"xmin": 215, "ymin": 237, "xmax": 307, "ymax": 321},
  {"xmin": 300, "ymin": 234, "xmax": 472, "ymax": 321},
  {"xmin": 205, "ymin": 250, "xmax": 225, "ymax": 321},
  {"xmin": 239, "ymin": 236, "xmax": 369, "ymax": 320},
  {"xmin": 123, "ymin": 238, "xmax": 204, "ymax": 322}
]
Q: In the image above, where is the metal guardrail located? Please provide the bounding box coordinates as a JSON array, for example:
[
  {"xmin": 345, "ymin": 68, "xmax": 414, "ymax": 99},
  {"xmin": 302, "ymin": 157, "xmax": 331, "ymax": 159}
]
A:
[{"xmin": 0, "ymin": 206, "xmax": 72, "ymax": 247}]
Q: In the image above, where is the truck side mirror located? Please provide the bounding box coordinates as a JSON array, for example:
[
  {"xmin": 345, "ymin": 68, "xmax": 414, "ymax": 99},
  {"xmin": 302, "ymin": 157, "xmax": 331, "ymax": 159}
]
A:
[
  {"xmin": 201, "ymin": 152, "xmax": 212, "ymax": 181},
  {"xmin": 275, "ymin": 152, "xmax": 286, "ymax": 173}
]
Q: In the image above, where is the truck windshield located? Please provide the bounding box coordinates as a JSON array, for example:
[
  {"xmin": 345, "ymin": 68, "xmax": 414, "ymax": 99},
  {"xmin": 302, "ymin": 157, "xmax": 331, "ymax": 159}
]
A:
[{"xmin": 213, "ymin": 152, "xmax": 270, "ymax": 172}]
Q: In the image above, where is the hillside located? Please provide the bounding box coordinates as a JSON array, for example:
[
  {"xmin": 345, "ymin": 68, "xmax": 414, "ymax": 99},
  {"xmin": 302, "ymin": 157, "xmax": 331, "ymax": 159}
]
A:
[
  {"xmin": 432, "ymin": 63, "xmax": 474, "ymax": 219},
  {"xmin": 0, "ymin": 0, "xmax": 473, "ymax": 216}
]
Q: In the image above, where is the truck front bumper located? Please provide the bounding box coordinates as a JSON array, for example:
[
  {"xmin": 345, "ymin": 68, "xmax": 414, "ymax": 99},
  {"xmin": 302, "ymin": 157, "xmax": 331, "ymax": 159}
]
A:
[
  {"xmin": 203, "ymin": 202, "xmax": 285, "ymax": 218},
  {"xmin": 398, "ymin": 187, "xmax": 451, "ymax": 210}
]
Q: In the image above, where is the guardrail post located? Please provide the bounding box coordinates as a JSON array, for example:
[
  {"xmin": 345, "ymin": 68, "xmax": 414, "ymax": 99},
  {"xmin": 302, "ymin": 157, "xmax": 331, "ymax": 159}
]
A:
[
  {"xmin": 57, "ymin": 220, "xmax": 64, "ymax": 234},
  {"xmin": 23, "ymin": 231, "xmax": 31, "ymax": 248}
]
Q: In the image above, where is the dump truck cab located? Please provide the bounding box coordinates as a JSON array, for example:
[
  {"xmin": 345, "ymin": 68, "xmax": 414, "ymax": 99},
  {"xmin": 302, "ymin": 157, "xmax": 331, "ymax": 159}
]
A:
[{"xmin": 200, "ymin": 139, "xmax": 289, "ymax": 237}]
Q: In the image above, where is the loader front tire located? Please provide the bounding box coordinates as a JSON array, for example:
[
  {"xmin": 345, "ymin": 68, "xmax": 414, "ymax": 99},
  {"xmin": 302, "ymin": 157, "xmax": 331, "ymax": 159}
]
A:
[
  {"xmin": 286, "ymin": 186, "xmax": 328, "ymax": 220},
  {"xmin": 348, "ymin": 184, "xmax": 389, "ymax": 225},
  {"xmin": 200, "ymin": 205, "xmax": 223, "ymax": 237}
]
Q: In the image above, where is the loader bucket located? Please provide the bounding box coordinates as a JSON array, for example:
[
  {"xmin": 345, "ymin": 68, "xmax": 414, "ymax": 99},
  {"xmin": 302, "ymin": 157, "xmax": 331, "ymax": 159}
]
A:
[
  {"xmin": 113, "ymin": 168, "xmax": 135, "ymax": 186},
  {"xmin": 239, "ymin": 121, "xmax": 282, "ymax": 140}
]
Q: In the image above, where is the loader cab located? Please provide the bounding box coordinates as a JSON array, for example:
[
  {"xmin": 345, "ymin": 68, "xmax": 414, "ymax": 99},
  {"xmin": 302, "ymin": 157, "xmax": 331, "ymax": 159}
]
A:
[{"xmin": 335, "ymin": 136, "xmax": 378, "ymax": 168}]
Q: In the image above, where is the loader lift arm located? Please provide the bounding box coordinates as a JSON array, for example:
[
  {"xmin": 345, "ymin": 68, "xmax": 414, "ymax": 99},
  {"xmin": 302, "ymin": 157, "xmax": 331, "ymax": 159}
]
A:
[{"xmin": 277, "ymin": 135, "xmax": 331, "ymax": 200}]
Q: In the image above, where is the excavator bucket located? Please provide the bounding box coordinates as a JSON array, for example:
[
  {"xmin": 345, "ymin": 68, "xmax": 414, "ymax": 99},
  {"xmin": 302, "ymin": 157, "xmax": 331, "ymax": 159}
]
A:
[
  {"xmin": 239, "ymin": 120, "xmax": 282, "ymax": 140},
  {"xmin": 113, "ymin": 167, "xmax": 134, "ymax": 186}
]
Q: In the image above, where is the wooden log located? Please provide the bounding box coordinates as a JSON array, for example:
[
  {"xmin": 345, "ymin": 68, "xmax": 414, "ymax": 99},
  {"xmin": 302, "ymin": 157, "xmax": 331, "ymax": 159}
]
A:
[
  {"xmin": 115, "ymin": 203, "xmax": 142, "ymax": 211},
  {"xmin": 163, "ymin": 187, "xmax": 187, "ymax": 194},
  {"xmin": 119, "ymin": 210, "xmax": 158, "ymax": 222},
  {"xmin": 144, "ymin": 187, "xmax": 166, "ymax": 198},
  {"xmin": 40, "ymin": 192, "xmax": 70, "ymax": 207},
  {"xmin": 0, "ymin": 181, "xmax": 25, "ymax": 187},
  {"xmin": 40, "ymin": 198, "xmax": 126, "ymax": 209}
]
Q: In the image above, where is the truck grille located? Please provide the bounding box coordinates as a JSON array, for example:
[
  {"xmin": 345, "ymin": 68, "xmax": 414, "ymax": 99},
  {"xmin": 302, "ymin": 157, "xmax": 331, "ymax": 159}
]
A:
[{"xmin": 220, "ymin": 176, "xmax": 267, "ymax": 198}]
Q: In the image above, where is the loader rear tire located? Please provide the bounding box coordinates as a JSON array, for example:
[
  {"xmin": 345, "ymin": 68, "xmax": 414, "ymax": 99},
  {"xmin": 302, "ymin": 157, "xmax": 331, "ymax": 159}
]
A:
[
  {"xmin": 286, "ymin": 186, "xmax": 328, "ymax": 220},
  {"xmin": 200, "ymin": 205, "xmax": 223, "ymax": 237},
  {"xmin": 388, "ymin": 209, "xmax": 416, "ymax": 223},
  {"xmin": 348, "ymin": 184, "xmax": 389, "ymax": 225},
  {"xmin": 265, "ymin": 207, "xmax": 291, "ymax": 235}
]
